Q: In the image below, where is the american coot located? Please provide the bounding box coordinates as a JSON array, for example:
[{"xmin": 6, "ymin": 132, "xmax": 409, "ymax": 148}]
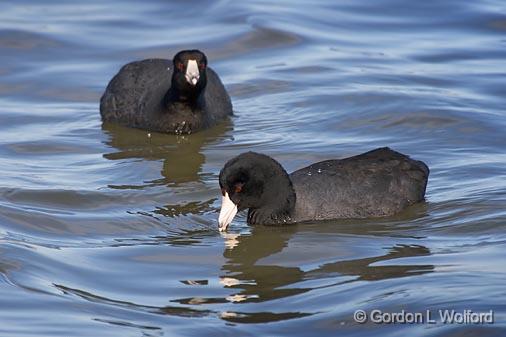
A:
[
  {"xmin": 100, "ymin": 50, "xmax": 232, "ymax": 134},
  {"xmin": 218, "ymin": 147, "xmax": 429, "ymax": 231}
]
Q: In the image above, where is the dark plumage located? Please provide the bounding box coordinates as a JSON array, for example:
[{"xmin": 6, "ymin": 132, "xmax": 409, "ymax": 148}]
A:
[
  {"xmin": 100, "ymin": 50, "xmax": 232, "ymax": 134},
  {"xmin": 218, "ymin": 147, "xmax": 429, "ymax": 230}
]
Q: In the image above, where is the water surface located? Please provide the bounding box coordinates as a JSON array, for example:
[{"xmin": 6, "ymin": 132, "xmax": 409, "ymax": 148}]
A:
[{"xmin": 0, "ymin": 0, "xmax": 505, "ymax": 336}]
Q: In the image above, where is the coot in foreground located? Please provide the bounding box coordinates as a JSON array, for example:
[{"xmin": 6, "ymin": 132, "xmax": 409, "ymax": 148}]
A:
[{"xmin": 218, "ymin": 147, "xmax": 429, "ymax": 231}]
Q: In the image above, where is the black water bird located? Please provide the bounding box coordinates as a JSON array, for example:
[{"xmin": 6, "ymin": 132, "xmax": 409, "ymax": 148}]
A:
[
  {"xmin": 218, "ymin": 147, "xmax": 429, "ymax": 230},
  {"xmin": 100, "ymin": 50, "xmax": 232, "ymax": 134}
]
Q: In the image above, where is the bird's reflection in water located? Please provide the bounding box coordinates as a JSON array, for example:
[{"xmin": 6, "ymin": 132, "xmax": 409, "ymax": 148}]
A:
[
  {"xmin": 213, "ymin": 220, "xmax": 434, "ymax": 323},
  {"xmin": 101, "ymin": 121, "xmax": 232, "ymax": 219},
  {"xmin": 221, "ymin": 226, "xmax": 433, "ymax": 297},
  {"xmin": 101, "ymin": 120, "xmax": 232, "ymax": 187}
]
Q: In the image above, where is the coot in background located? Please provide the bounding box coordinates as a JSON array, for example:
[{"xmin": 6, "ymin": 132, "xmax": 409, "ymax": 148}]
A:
[
  {"xmin": 100, "ymin": 49, "xmax": 232, "ymax": 134},
  {"xmin": 219, "ymin": 147, "xmax": 429, "ymax": 230}
]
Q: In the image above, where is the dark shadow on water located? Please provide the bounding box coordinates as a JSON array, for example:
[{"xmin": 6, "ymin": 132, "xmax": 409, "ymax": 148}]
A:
[
  {"xmin": 152, "ymin": 200, "xmax": 215, "ymax": 218},
  {"xmin": 55, "ymin": 284, "xmax": 212, "ymax": 318},
  {"xmin": 55, "ymin": 282, "xmax": 310, "ymax": 324},
  {"xmin": 93, "ymin": 318, "xmax": 162, "ymax": 333},
  {"xmin": 305, "ymin": 244, "xmax": 432, "ymax": 281}
]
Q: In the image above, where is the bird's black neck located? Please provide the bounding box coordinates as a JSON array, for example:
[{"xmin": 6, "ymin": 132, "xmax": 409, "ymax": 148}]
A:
[
  {"xmin": 165, "ymin": 70, "xmax": 206, "ymax": 108},
  {"xmin": 247, "ymin": 170, "xmax": 296, "ymax": 226},
  {"xmin": 166, "ymin": 86, "xmax": 203, "ymax": 107}
]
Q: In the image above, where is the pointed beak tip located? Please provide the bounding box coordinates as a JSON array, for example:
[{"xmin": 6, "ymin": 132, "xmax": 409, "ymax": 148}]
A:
[
  {"xmin": 217, "ymin": 217, "xmax": 232, "ymax": 232},
  {"xmin": 191, "ymin": 78, "xmax": 198, "ymax": 85}
]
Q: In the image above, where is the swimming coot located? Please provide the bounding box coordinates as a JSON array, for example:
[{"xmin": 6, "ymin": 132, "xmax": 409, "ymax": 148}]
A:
[
  {"xmin": 218, "ymin": 147, "xmax": 429, "ymax": 230},
  {"xmin": 100, "ymin": 50, "xmax": 232, "ymax": 134}
]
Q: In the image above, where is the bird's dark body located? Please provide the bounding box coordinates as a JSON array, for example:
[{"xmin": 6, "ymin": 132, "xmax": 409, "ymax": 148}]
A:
[
  {"xmin": 219, "ymin": 147, "xmax": 429, "ymax": 226},
  {"xmin": 100, "ymin": 58, "xmax": 232, "ymax": 134},
  {"xmin": 290, "ymin": 147, "xmax": 429, "ymax": 221}
]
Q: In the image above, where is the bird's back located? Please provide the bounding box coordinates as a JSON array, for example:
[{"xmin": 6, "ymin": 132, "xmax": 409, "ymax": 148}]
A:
[
  {"xmin": 100, "ymin": 59, "xmax": 171, "ymax": 130},
  {"xmin": 290, "ymin": 147, "xmax": 429, "ymax": 221}
]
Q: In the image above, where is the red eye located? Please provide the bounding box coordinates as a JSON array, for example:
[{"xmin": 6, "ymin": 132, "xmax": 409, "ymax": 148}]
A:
[
  {"xmin": 199, "ymin": 63, "xmax": 206, "ymax": 70},
  {"xmin": 234, "ymin": 183, "xmax": 243, "ymax": 193},
  {"xmin": 176, "ymin": 62, "xmax": 184, "ymax": 71}
]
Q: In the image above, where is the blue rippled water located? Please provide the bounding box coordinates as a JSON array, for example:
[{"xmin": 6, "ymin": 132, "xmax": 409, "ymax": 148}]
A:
[{"xmin": 0, "ymin": 1, "xmax": 505, "ymax": 336}]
